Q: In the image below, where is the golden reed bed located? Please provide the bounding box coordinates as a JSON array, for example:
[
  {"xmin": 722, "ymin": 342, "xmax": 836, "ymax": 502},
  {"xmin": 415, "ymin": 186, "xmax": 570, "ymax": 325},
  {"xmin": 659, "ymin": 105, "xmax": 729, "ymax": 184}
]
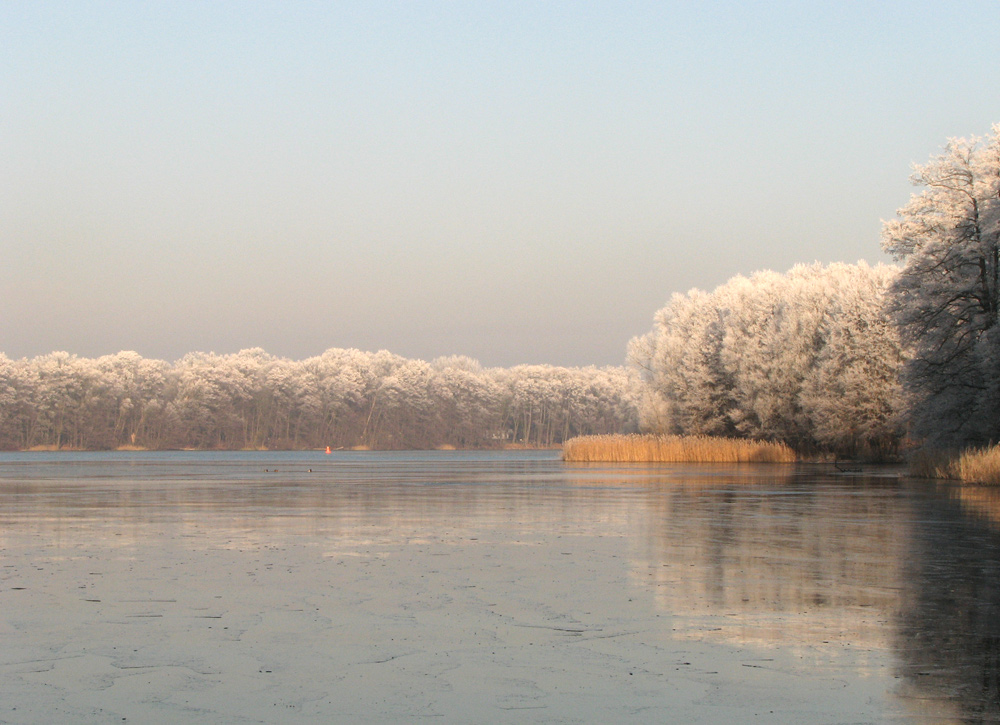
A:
[
  {"xmin": 562, "ymin": 434, "xmax": 796, "ymax": 463},
  {"xmin": 909, "ymin": 444, "xmax": 1000, "ymax": 485}
]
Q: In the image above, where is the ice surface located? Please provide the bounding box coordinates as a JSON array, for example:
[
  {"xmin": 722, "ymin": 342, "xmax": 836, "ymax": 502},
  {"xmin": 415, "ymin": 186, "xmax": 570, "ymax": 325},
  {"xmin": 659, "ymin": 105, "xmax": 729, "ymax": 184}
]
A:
[{"xmin": 1, "ymin": 451, "xmax": 996, "ymax": 723}]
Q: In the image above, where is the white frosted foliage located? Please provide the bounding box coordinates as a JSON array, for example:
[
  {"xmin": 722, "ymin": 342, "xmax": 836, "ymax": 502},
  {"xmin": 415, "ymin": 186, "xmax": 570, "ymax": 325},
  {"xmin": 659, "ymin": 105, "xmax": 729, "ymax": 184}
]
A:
[
  {"xmin": 881, "ymin": 124, "xmax": 1000, "ymax": 447},
  {"xmin": 0, "ymin": 348, "xmax": 638, "ymax": 450},
  {"xmin": 631, "ymin": 262, "xmax": 903, "ymax": 455}
]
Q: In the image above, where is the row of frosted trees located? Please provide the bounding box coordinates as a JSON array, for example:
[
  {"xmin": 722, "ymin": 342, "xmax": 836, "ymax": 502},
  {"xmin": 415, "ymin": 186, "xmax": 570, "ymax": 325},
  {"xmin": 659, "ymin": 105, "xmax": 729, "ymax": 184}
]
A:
[
  {"xmin": 631, "ymin": 123, "xmax": 1000, "ymax": 457},
  {"xmin": 629, "ymin": 262, "xmax": 904, "ymax": 457},
  {"xmin": 0, "ymin": 348, "xmax": 638, "ymax": 451}
]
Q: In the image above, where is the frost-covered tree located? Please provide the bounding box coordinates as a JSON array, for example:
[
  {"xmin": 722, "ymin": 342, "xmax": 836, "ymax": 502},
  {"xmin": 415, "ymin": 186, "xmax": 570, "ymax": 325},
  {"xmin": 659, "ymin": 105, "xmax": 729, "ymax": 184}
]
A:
[
  {"xmin": 629, "ymin": 288, "xmax": 733, "ymax": 436},
  {"xmin": 882, "ymin": 124, "xmax": 1000, "ymax": 447},
  {"xmin": 24, "ymin": 352, "xmax": 106, "ymax": 449},
  {"xmin": 95, "ymin": 351, "xmax": 171, "ymax": 448},
  {"xmin": 631, "ymin": 262, "xmax": 904, "ymax": 455},
  {"xmin": 0, "ymin": 354, "xmax": 29, "ymax": 449},
  {"xmin": 716, "ymin": 269, "xmax": 793, "ymax": 442},
  {"xmin": 430, "ymin": 356, "xmax": 503, "ymax": 447},
  {"xmin": 172, "ymin": 350, "xmax": 264, "ymax": 448},
  {"xmin": 800, "ymin": 264, "xmax": 903, "ymax": 456},
  {"xmin": 488, "ymin": 364, "xmax": 638, "ymax": 446}
]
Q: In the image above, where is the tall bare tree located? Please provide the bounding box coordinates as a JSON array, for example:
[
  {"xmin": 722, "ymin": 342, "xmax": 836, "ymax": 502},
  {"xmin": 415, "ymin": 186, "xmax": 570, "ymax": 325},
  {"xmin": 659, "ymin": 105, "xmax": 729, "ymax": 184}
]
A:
[{"xmin": 882, "ymin": 124, "xmax": 1000, "ymax": 446}]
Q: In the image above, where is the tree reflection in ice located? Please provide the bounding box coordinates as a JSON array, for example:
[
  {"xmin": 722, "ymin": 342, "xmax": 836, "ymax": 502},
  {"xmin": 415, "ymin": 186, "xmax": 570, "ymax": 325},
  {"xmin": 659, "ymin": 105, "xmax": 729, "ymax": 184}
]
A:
[
  {"xmin": 893, "ymin": 486, "xmax": 1000, "ymax": 722},
  {"xmin": 630, "ymin": 468, "xmax": 1000, "ymax": 720}
]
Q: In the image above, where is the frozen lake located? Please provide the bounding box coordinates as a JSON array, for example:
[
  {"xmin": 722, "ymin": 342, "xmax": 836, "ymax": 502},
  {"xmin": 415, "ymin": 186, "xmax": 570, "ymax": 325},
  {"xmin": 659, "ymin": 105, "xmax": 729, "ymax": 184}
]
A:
[{"xmin": 1, "ymin": 451, "xmax": 998, "ymax": 723}]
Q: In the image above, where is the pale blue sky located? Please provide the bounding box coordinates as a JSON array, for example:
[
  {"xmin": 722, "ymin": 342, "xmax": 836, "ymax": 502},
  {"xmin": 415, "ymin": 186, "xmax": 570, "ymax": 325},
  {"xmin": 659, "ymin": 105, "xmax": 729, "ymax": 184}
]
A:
[{"xmin": 3, "ymin": 2, "xmax": 999, "ymax": 366}]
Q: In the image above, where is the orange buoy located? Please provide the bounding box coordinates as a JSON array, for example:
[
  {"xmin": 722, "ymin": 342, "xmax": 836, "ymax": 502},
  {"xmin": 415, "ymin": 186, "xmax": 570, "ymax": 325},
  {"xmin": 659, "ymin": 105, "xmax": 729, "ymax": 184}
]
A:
[{"xmin": 325, "ymin": 446, "xmax": 331, "ymax": 454}]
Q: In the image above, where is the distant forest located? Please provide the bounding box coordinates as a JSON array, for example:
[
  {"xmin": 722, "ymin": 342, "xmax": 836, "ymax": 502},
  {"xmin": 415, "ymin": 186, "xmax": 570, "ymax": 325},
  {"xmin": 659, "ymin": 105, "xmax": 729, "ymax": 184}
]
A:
[
  {"xmin": 0, "ymin": 349, "xmax": 638, "ymax": 451},
  {"xmin": 0, "ymin": 261, "xmax": 907, "ymax": 457},
  {"xmin": 5, "ymin": 124, "xmax": 998, "ymax": 456}
]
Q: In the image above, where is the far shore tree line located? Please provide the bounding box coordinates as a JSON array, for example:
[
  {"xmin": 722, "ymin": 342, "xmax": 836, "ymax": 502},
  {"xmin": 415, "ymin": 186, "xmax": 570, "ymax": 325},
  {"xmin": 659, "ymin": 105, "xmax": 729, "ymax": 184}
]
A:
[
  {"xmin": 3, "ymin": 124, "xmax": 996, "ymax": 460},
  {"xmin": 0, "ymin": 349, "xmax": 638, "ymax": 451}
]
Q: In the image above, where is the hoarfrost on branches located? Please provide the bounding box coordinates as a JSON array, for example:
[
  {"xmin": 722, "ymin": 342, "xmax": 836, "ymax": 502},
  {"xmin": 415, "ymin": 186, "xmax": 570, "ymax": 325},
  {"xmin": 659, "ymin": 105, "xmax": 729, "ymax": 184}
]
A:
[
  {"xmin": 630, "ymin": 262, "xmax": 903, "ymax": 456},
  {"xmin": 0, "ymin": 348, "xmax": 639, "ymax": 451},
  {"xmin": 881, "ymin": 124, "xmax": 1000, "ymax": 447}
]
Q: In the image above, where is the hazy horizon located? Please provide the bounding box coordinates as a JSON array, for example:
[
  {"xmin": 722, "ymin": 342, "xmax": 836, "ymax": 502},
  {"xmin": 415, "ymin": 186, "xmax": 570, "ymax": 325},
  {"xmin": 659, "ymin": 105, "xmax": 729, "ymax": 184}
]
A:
[{"xmin": 4, "ymin": 2, "xmax": 1000, "ymax": 367}]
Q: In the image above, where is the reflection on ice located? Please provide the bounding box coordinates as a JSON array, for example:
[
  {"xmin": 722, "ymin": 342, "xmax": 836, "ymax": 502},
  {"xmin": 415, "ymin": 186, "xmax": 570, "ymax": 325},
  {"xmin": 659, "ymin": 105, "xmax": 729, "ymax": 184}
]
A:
[
  {"xmin": 893, "ymin": 487, "xmax": 1000, "ymax": 722},
  {"xmin": 635, "ymin": 475, "xmax": 907, "ymax": 645},
  {"xmin": 0, "ymin": 452, "xmax": 998, "ymax": 722},
  {"xmin": 950, "ymin": 483, "xmax": 1000, "ymax": 530}
]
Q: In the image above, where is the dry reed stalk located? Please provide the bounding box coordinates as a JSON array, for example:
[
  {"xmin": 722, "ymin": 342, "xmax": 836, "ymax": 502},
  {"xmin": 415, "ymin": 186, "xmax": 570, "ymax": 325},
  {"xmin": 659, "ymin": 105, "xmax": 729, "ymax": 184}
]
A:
[
  {"xmin": 906, "ymin": 444, "xmax": 1000, "ymax": 485},
  {"xmin": 953, "ymin": 445, "xmax": 1000, "ymax": 485},
  {"xmin": 561, "ymin": 434, "xmax": 796, "ymax": 463}
]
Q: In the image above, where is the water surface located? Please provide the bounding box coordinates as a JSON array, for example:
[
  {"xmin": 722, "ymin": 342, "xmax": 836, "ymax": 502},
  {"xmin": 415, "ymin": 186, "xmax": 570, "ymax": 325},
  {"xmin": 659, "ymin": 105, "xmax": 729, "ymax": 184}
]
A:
[{"xmin": 1, "ymin": 451, "xmax": 998, "ymax": 723}]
